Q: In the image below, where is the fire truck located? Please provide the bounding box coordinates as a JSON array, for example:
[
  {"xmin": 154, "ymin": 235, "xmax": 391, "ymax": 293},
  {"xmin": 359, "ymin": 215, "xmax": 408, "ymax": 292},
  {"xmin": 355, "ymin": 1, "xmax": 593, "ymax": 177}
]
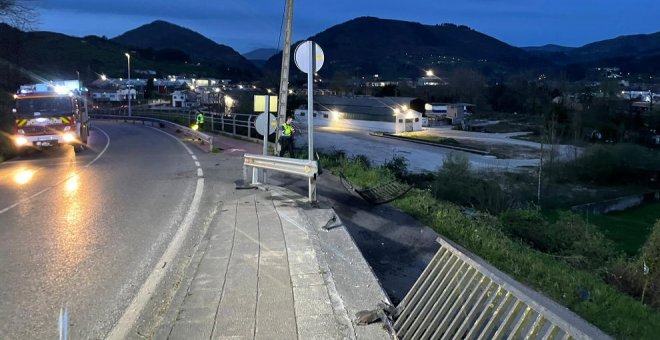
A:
[{"xmin": 12, "ymin": 80, "xmax": 90, "ymax": 153}]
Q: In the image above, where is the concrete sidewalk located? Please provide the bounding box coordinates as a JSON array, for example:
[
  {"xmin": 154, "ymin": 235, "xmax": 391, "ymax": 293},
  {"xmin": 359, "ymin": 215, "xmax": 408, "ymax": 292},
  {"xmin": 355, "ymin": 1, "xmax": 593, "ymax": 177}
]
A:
[{"xmin": 156, "ymin": 184, "xmax": 389, "ymax": 339}]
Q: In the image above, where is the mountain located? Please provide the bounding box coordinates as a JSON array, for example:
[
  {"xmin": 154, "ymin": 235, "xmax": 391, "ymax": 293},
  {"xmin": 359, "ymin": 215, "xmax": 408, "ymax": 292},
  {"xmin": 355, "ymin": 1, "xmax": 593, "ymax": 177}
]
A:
[
  {"xmin": 243, "ymin": 48, "xmax": 279, "ymax": 61},
  {"xmin": 521, "ymin": 32, "xmax": 660, "ymax": 78},
  {"xmin": 265, "ymin": 17, "xmax": 547, "ymax": 80},
  {"xmin": 0, "ymin": 23, "xmax": 241, "ymax": 90},
  {"xmin": 522, "ymin": 44, "xmax": 574, "ymax": 53},
  {"xmin": 113, "ymin": 20, "xmax": 260, "ymax": 79},
  {"xmin": 567, "ymin": 32, "xmax": 660, "ymax": 63}
]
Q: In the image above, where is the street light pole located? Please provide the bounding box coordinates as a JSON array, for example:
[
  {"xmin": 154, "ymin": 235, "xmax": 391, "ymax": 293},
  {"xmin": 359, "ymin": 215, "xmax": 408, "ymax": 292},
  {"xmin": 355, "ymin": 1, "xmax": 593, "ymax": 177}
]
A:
[{"xmin": 125, "ymin": 52, "xmax": 132, "ymax": 117}]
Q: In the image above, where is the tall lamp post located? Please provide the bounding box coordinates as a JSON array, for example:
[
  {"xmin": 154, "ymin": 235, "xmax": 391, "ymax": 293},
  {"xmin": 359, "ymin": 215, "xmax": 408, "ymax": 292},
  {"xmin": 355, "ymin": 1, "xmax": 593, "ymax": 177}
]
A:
[{"xmin": 125, "ymin": 52, "xmax": 132, "ymax": 117}]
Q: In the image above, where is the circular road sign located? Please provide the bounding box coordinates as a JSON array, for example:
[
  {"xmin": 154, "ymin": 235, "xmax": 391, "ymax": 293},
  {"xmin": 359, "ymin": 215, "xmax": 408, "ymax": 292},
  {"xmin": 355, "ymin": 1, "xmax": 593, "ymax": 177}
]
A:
[
  {"xmin": 255, "ymin": 113, "xmax": 277, "ymax": 136},
  {"xmin": 294, "ymin": 41, "xmax": 324, "ymax": 74}
]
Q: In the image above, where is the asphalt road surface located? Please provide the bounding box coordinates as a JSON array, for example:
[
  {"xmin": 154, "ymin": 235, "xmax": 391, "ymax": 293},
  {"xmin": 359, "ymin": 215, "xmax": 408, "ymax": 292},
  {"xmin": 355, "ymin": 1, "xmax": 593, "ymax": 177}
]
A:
[{"xmin": 0, "ymin": 122, "xmax": 206, "ymax": 339}]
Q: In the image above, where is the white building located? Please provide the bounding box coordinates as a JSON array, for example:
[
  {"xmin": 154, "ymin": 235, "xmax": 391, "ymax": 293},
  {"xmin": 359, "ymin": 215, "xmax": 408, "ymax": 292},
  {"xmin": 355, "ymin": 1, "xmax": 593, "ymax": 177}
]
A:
[
  {"xmin": 294, "ymin": 96, "xmax": 425, "ymax": 133},
  {"xmin": 171, "ymin": 90, "xmax": 199, "ymax": 108},
  {"xmin": 425, "ymin": 103, "xmax": 473, "ymax": 125}
]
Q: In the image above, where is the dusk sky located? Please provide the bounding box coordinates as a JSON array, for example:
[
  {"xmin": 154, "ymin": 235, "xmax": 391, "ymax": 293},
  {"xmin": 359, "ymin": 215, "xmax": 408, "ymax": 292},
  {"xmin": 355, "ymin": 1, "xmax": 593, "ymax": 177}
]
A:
[{"xmin": 36, "ymin": 0, "xmax": 660, "ymax": 54}]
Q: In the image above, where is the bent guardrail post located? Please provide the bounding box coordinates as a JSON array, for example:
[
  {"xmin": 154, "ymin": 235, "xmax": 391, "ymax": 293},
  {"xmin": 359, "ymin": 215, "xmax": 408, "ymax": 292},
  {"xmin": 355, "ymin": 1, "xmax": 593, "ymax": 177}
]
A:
[{"xmin": 243, "ymin": 153, "xmax": 318, "ymax": 202}]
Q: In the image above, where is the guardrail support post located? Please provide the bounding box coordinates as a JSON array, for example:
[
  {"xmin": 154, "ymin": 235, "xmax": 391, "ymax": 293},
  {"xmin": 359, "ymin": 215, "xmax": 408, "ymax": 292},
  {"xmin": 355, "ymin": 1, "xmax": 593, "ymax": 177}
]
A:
[
  {"xmin": 309, "ymin": 176, "xmax": 317, "ymax": 202},
  {"xmin": 252, "ymin": 167, "xmax": 259, "ymax": 184}
]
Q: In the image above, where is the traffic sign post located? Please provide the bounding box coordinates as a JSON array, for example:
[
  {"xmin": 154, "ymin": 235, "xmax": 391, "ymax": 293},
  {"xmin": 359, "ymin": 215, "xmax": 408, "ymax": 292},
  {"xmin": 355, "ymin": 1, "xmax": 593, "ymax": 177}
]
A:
[
  {"xmin": 253, "ymin": 95, "xmax": 278, "ymax": 183},
  {"xmin": 294, "ymin": 41, "xmax": 324, "ymax": 202}
]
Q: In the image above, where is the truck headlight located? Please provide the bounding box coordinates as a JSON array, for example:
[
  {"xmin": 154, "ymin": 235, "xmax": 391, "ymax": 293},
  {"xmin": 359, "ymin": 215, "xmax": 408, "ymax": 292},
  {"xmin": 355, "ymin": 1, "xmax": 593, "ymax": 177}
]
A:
[
  {"xmin": 17, "ymin": 129, "xmax": 25, "ymax": 135},
  {"xmin": 62, "ymin": 133, "xmax": 75, "ymax": 143},
  {"xmin": 15, "ymin": 136, "xmax": 28, "ymax": 146}
]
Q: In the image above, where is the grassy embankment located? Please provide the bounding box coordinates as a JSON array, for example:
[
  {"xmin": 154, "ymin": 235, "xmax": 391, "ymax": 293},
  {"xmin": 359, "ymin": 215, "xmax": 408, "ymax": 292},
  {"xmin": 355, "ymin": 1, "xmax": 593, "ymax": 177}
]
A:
[
  {"xmin": 320, "ymin": 152, "xmax": 660, "ymax": 340},
  {"xmin": 589, "ymin": 201, "xmax": 660, "ymax": 256}
]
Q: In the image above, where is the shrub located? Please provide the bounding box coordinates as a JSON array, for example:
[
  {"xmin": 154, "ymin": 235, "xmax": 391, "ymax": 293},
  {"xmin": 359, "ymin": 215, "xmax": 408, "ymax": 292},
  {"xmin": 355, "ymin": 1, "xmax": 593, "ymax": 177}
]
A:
[
  {"xmin": 432, "ymin": 153, "xmax": 513, "ymax": 213},
  {"xmin": 382, "ymin": 156, "xmax": 409, "ymax": 180},
  {"xmin": 352, "ymin": 154, "xmax": 371, "ymax": 168}
]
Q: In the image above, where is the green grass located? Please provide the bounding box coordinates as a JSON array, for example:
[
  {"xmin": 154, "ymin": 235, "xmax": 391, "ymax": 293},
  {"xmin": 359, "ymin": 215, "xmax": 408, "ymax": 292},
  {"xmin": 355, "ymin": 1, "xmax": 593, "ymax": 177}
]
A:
[
  {"xmin": 588, "ymin": 202, "xmax": 660, "ymax": 256},
  {"xmin": 320, "ymin": 154, "xmax": 660, "ymax": 340}
]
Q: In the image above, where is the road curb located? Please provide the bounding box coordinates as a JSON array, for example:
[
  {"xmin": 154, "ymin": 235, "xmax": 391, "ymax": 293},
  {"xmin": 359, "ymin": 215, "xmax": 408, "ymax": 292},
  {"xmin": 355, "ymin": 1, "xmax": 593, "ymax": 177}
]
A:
[
  {"xmin": 370, "ymin": 131, "xmax": 491, "ymax": 155},
  {"xmin": 267, "ymin": 185, "xmax": 391, "ymax": 339}
]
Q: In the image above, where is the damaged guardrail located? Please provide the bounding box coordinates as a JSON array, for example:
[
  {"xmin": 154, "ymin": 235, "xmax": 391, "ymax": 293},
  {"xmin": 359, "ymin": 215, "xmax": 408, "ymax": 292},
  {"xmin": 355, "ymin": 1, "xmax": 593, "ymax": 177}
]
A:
[{"xmin": 391, "ymin": 237, "xmax": 611, "ymax": 340}]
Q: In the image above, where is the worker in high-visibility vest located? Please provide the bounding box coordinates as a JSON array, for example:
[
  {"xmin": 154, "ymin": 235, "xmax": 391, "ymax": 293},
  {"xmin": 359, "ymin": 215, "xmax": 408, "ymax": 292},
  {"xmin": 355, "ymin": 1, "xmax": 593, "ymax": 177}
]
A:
[
  {"xmin": 279, "ymin": 116, "xmax": 296, "ymax": 157},
  {"xmin": 196, "ymin": 112, "xmax": 204, "ymax": 130}
]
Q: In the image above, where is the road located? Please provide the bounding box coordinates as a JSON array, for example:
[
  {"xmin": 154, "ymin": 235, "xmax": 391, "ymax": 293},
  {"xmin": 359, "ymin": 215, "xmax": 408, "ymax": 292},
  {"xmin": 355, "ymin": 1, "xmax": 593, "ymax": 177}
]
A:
[{"xmin": 0, "ymin": 121, "xmax": 214, "ymax": 339}]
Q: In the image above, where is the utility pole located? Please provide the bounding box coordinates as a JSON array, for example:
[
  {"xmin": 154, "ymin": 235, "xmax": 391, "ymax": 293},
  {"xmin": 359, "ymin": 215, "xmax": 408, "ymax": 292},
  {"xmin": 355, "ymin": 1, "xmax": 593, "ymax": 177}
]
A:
[{"xmin": 275, "ymin": 0, "xmax": 294, "ymax": 155}]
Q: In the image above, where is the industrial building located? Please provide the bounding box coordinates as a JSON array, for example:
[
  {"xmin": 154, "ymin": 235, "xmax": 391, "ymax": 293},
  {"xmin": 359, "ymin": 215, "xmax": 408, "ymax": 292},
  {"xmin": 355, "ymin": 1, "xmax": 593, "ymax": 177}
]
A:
[{"xmin": 294, "ymin": 96, "xmax": 425, "ymax": 133}]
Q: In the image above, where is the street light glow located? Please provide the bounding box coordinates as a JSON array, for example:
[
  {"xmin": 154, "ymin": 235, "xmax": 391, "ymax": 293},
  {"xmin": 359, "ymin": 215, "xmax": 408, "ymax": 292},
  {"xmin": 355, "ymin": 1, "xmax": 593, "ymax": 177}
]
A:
[
  {"xmin": 100, "ymin": 74, "xmax": 107, "ymax": 81},
  {"xmin": 426, "ymin": 70, "xmax": 434, "ymax": 77}
]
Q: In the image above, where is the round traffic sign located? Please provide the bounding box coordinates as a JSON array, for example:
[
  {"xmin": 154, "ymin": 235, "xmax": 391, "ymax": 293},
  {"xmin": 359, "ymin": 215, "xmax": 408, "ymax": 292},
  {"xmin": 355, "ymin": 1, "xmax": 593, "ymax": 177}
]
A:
[
  {"xmin": 294, "ymin": 41, "xmax": 324, "ymax": 74},
  {"xmin": 255, "ymin": 113, "xmax": 277, "ymax": 136}
]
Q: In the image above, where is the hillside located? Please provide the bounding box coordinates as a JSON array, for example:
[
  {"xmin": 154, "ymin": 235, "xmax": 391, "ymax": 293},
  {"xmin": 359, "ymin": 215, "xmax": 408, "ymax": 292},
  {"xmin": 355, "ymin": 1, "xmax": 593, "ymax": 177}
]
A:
[
  {"xmin": 265, "ymin": 17, "xmax": 547, "ymax": 79},
  {"xmin": 522, "ymin": 44, "xmax": 574, "ymax": 53},
  {"xmin": 243, "ymin": 48, "xmax": 279, "ymax": 61},
  {"xmin": 113, "ymin": 20, "xmax": 259, "ymax": 79},
  {"xmin": 0, "ymin": 23, "xmax": 250, "ymax": 89},
  {"xmin": 568, "ymin": 31, "xmax": 660, "ymax": 63},
  {"xmin": 523, "ymin": 32, "xmax": 660, "ymax": 76}
]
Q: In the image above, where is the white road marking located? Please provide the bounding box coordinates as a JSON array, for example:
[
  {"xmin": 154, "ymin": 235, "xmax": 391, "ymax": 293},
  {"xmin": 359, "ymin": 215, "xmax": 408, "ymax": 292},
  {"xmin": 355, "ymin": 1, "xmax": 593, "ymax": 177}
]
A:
[
  {"xmin": 0, "ymin": 127, "xmax": 111, "ymax": 215},
  {"xmin": 197, "ymin": 168, "xmax": 204, "ymax": 177},
  {"xmin": 107, "ymin": 126, "xmax": 204, "ymax": 339},
  {"xmin": 194, "ymin": 161, "xmax": 200, "ymax": 167},
  {"xmin": 191, "ymin": 155, "xmax": 197, "ymax": 161}
]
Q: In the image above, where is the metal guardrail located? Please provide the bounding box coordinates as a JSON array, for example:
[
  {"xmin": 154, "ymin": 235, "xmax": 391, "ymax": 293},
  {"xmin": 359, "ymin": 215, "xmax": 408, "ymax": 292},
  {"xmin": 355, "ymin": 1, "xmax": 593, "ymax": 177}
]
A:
[
  {"xmin": 243, "ymin": 153, "xmax": 318, "ymax": 202},
  {"xmin": 95, "ymin": 107, "xmax": 264, "ymax": 142},
  {"xmin": 90, "ymin": 113, "xmax": 213, "ymax": 151},
  {"xmin": 393, "ymin": 237, "xmax": 611, "ymax": 340}
]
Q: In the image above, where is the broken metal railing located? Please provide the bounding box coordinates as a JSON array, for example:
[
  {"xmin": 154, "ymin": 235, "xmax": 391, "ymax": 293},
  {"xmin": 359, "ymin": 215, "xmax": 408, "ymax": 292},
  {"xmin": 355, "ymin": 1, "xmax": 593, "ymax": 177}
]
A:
[
  {"xmin": 340, "ymin": 173, "xmax": 411, "ymax": 204},
  {"xmin": 392, "ymin": 237, "xmax": 612, "ymax": 340}
]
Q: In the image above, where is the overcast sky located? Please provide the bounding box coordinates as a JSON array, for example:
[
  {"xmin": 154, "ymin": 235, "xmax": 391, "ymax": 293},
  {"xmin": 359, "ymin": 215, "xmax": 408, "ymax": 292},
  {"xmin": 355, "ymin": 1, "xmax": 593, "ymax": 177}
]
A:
[{"xmin": 35, "ymin": 0, "xmax": 660, "ymax": 53}]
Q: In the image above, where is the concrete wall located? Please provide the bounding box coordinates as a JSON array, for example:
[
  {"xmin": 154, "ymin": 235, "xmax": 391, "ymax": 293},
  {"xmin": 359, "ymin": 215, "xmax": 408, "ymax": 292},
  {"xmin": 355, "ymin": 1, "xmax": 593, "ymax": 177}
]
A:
[{"xmin": 572, "ymin": 191, "xmax": 659, "ymax": 215}]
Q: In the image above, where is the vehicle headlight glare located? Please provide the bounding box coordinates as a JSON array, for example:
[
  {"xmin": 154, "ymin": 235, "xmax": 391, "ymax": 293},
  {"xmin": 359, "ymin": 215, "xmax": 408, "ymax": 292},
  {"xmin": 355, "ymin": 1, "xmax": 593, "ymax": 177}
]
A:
[
  {"xmin": 63, "ymin": 133, "xmax": 75, "ymax": 143},
  {"xmin": 15, "ymin": 136, "xmax": 28, "ymax": 146}
]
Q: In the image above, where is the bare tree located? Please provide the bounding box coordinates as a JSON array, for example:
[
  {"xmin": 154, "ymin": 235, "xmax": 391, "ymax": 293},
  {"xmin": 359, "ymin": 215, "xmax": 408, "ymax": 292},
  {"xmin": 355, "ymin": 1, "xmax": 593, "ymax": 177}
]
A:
[{"xmin": 0, "ymin": 0, "xmax": 36, "ymax": 30}]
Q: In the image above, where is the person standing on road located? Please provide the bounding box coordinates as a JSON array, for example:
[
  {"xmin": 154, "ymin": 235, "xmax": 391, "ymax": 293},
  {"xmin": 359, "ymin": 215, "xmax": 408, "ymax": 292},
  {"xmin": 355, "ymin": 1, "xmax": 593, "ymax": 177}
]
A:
[
  {"xmin": 196, "ymin": 111, "xmax": 204, "ymax": 130},
  {"xmin": 279, "ymin": 116, "xmax": 296, "ymax": 157}
]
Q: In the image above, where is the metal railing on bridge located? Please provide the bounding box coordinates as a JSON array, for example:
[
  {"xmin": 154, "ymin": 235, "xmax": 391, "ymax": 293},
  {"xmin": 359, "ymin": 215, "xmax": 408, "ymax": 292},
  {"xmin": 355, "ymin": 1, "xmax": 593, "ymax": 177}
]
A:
[
  {"xmin": 392, "ymin": 237, "xmax": 611, "ymax": 340},
  {"xmin": 92, "ymin": 107, "xmax": 266, "ymax": 143}
]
